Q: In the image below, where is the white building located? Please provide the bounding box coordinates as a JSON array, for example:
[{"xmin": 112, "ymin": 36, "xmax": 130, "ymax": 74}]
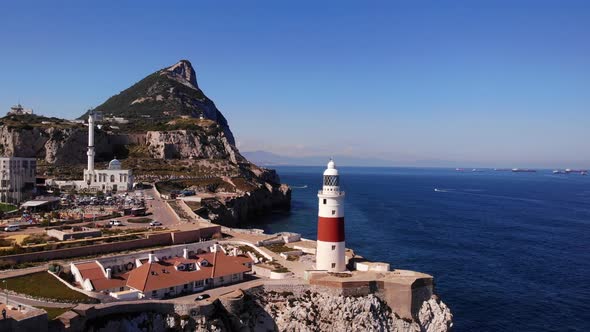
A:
[
  {"xmin": 0, "ymin": 157, "xmax": 36, "ymax": 204},
  {"xmin": 51, "ymin": 112, "xmax": 133, "ymax": 192},
  {"xmin": 316, "ymin": 159, "xmax": 347, "ymax": 272},
  {"xmin": 7, "ymin": 104, "xmax": 33, "ymax": 116}
]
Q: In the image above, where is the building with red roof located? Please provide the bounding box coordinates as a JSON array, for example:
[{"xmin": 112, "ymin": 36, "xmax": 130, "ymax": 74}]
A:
[{"xmin": 71, "ymin": 248, "xmax": 253, "ymax": 299}]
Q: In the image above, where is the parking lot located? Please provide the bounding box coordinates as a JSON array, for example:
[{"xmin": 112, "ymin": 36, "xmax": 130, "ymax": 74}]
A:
[{"xmin": 0, "ymin": 187, "xmax": 181, "ymax": 236}]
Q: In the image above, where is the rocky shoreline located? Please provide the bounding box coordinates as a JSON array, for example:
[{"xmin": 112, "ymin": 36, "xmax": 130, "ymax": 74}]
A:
[{"xmin": 81, "ymin": 289, "xmax": 452, "ymax": 332}]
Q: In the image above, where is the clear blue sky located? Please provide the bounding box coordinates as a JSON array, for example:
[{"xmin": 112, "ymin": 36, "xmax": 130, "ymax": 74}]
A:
[{"xmin": 1, "ymin": 1, "xmax": 589, "ymax": 168}]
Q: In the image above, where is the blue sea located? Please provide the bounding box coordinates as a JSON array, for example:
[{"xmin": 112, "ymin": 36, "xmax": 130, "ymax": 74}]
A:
[{"xmin": 255, "ymin": 166, "xmax": 590, "ymax": 332}]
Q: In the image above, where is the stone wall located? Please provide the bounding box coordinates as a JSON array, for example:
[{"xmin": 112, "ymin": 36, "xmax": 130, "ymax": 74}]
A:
[
  {"xmin": 53, "ymin": 300, "xmax": 217, "ymax": 331},
  {"xmin": 0, "ymin": 228, "xmax": 220, "ymax": 265},
  {"xmin": 46, "ymin": 228, "xmax": 102, "ymax": 241},
  {"xmin": 172, "ymin": 226, "xmax": 220, "ymax": 244},
  {"xmin": 0, "ymin": 308, "xmax": 48, "ymax": 332},
  {"xmin": 269, "ymin": 276, "xmax": 433, "ymax": 321}
]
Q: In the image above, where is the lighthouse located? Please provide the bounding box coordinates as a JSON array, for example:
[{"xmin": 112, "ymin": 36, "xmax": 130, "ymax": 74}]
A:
[{"xmin": 316, "ymin": 159, "xmax": 346, "ymax": 272}]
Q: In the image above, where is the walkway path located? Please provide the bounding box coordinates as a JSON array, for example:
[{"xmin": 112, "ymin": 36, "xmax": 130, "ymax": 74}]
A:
[
  {"xmin": 167, "ymin": 278, "xmax": 266, "ymax": 304},
  {"xmin": 1, "ymin": 293, "xmax": 75, "ymax": 309},
  {"xmin": 0, "ymin": 265, "xmax": 49, "ymax": 279}
]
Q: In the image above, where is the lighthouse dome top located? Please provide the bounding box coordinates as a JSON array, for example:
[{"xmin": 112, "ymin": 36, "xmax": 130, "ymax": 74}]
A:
[
  {"xmin": 323, "ymin": 158, "xmax": 339, "ymax": 176},
  {"xmin": 108, "ymin": 158, "xmax": 122, "ymax": 170}
]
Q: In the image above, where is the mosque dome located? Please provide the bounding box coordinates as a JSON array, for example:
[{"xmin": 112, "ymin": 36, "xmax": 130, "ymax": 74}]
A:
[{"xmin": 108, "ymin": 158, "xmax": 121, "ymax": 170}]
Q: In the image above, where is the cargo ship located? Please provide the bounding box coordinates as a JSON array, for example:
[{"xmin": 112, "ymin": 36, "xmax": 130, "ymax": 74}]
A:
[
  {"xmin": 512, "ymin": 168, "xmax": 537, "ymax": 173},
  {"xmin": 565, "ymin": 169, "xmax": 588, "ymax": 174},
  {"xmin": 554, "ymin": 169, "xmax": 589, "ymax": 175}
]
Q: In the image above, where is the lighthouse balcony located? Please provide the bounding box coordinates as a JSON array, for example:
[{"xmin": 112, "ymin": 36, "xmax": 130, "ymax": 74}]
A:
[{"xmin": 318, "ymin": 190, "xmax": 345, "ymax": 196}]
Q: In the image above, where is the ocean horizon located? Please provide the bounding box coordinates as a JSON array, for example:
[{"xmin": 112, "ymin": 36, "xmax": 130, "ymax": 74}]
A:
[{"xmin": 255, "ymin": 166, "xmax": 589, "ymax": 332}]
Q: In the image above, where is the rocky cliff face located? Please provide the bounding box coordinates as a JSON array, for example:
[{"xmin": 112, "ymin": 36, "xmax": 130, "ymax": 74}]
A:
[
  {"xmin": 0, "ymin": 122, "xmax": 111, "ymax": 164},
  {"xmin": 82, "ymin": 290, "xmax": 452, "ymax": 332},
  {"xmin": 144, "ymin": 127, "xmax": 243, "ymax": 164},
  {"xmin": 200, "ymin": 181, "xmax": 292, "ymax": 227},
  {"xmin": 0, "ymin": 118, "xmax": 244, "ymax": 166}
]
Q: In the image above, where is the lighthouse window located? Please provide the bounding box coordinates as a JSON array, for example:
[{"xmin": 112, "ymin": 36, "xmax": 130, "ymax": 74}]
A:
[
  {"xmin": 332, "ymin": 210, "xmax": 335, "ymax": 215},
  {"xmin": 331, "ymin": 263, "xmax": 336, "ymax": 268},
  {"xmin": 323, "ymin": 199, "xmax": 326, "ymax": 205},
  {"xmin": 332, "ymin": 245, "xmax": 335, "ymax": 250},
  {"xmin": 324, "ymin": 175, "xmax": 339, "ymax": 186}
]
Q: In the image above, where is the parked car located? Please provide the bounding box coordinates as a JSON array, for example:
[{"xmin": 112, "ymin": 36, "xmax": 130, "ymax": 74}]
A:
[
  {"xmin": 195, "ymin": 294, "xmax": 210, "ymax": 301},
  {"xmin": 109, "ymin": 220, "xmax": 123, "ymax": 226},
  {"xmin": 4, "ymin": 224, "xmax": 20, "ymax": 232},
  {"xmin": 149, "ymin": 221, "xmax": 162, "ymax": 227}
]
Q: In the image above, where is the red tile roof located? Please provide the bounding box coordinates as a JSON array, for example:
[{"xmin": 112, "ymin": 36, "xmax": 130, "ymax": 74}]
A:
[
  {"xmin": 75, "ymin": 261, "xmax": 128, "ymax": 291},
  {"xmin": 126, "ymin": 252, "xmax": 252, "ymax": 292}
]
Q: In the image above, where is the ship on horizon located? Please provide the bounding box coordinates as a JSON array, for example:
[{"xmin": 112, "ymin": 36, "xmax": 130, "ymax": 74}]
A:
[
  {"xmin": 553, "ymin": 169, "xmax": 588, "ymax": 175},
  {"xmin": 512, "ymin": 168, "xmax": 537, "ymax": 173}
]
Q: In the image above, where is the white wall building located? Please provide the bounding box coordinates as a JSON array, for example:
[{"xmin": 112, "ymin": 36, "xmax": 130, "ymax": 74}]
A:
[
  {"xmin": 51, "ymin": 112, "xmax": 133, "ymax": 192},
  {"xmin": 7, "ymin": 104, "xmax": 33, "ymax": 116},
  {"xmin": 0, "ymin": 157, "xmax": 36, "ymax": 204}
]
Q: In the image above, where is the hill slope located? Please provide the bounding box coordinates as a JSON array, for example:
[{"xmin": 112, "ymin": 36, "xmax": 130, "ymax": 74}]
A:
[{"xmin": 82, "ymin": 59, "xmax": 234, "ymax": 144}]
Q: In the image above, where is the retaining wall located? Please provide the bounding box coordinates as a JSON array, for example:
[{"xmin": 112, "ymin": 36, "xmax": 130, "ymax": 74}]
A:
[
  {"xmin": 0, "ymin": 228, "xmax": 220, "ymax": 265},
  {"xmin": 0, "ymin": 308, "xmax": 48, "ymax": 332},
  {"xmin": 220, "ymin": 240, "xmax": 273, "ymax": 261}
]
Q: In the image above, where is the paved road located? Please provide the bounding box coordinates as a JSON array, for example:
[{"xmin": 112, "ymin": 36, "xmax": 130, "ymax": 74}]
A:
[
  {"xmin": 167, "ymin": 277, "xmax": 266, "ymax": 304},
  {"xmin": 0, "ymin": 293, "xmax": 75, "ymax": 308},
  {"xmin": 143, "ymin": 188, "xmax": 180, "ymax": 227}
]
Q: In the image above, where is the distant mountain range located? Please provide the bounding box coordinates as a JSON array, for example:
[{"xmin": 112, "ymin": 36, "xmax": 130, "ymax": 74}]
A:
[
  {"xmin": 242, "ymin": 151, "xmax": 400, "ymax": 167},
  {"xmin": 242, "ymin": 151, "xmax": 565, "ymax": 168}
]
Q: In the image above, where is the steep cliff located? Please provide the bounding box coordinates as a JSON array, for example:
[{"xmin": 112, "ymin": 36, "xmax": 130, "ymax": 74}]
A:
[
  {"xmin": 0, "ymin": 116, "xmax": 241, "ymax": 167},
  {"xmin": 199, "ymin": 180, "xmax": 292, "ymax": 227},
  {"xmin": 82, "ymin": 290, "xmax": 453, "ymax": 332},
  {"xmin": 0, "ymin": 115, "xmax": 111, "ymax": 164}
]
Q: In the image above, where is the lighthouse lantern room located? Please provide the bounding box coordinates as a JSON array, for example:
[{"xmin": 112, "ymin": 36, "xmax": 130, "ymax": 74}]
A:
[{"xmin": 316, "ymin": 159, "xmax": 346, "ymax": 272}]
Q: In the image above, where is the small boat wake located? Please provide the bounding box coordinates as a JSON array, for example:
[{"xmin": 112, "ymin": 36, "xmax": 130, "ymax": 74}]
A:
[
  {"xmin": 291, "ymin": 185, "xmax": 308, "ymax": 189},
  {"xmin": 435, "ymin": 187, "xmax": 542, "ymax": 204}
]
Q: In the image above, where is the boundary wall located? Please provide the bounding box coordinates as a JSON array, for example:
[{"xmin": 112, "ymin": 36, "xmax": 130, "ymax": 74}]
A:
[{"xmin": 0, "ymin": 226, "xmax": 220, "ymax": 265}]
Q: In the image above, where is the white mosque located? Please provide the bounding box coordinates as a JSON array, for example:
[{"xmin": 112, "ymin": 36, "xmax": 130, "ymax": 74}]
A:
[{"xmin": 51, "ymin": 112, "xmax": 133, "ymax": 192}]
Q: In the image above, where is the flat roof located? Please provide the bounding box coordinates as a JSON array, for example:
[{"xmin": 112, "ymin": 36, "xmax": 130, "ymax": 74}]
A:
[
  {"xmin": 21, "ymin": 197, "xmax": 60, "ymax": 207},
  {"xmin": 22, "ymin": 200, "xmax": 50, "ymax": 207}
]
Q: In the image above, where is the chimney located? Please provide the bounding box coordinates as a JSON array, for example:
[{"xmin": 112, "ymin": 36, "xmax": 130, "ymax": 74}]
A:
[
  {"xmin": 148, "ymin": 253, "xmax": 155, "ymax": 263},
  {"xmin": 183, "ymin": 248, "xmax": 189, "ymax": 259},
  {"xmin": 106, "ymin": 268, "xmax": 112, "ymax": 279},
  {"xmin": 211, "ymin": 250, "xmax": 218, "ymax": 278}
]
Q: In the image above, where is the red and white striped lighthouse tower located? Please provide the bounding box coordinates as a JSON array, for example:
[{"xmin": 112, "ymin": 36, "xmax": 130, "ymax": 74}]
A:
[{"xmin": 316, "ymin": 159, "xmax": 346, "ymax": 272}]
